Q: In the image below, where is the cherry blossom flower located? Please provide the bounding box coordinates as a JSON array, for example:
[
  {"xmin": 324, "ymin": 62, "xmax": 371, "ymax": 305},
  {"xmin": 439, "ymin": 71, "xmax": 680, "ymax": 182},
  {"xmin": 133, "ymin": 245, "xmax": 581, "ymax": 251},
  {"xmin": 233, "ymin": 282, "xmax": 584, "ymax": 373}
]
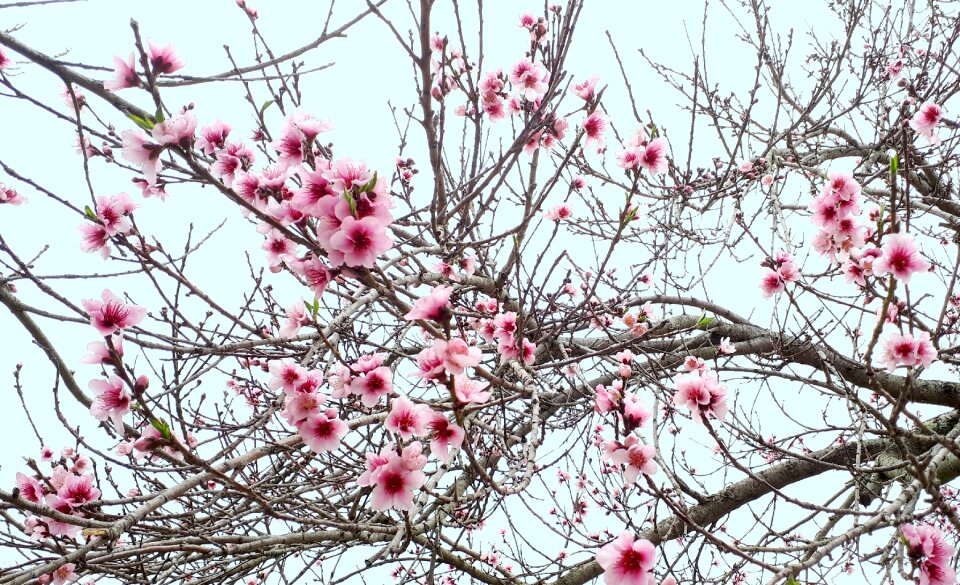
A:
[
  {"xmin": 267, "ymin": 360, "xmax": 307, "ymax": 393},
  {"xmin": 879, "ymin": 331, "xmax": 938, "ymax": 372},
  {"xmin": 121, "ymin": 130, "xmax": 164, "ymax": 186},
  {"xmin": 279, "ymin": 298, "xmax": 312, "ymax": 338},
  {"xmin": 759, "ymin": 270, "xmax": 785, "ymax": 298},
  {"xmin": 15, "ymin": 472, "xmax": 44, "ymax": 503},
  {"xmin": 453, "ymin": 374, "xmax": 491, "ymax": 405},
  {"xmin": 543, "ymin": 203, "xmax": 573, "ymax": 221},
  {"xmin": 901, "ymin": 523, "xmax": 956, "ymax": 585},
  {"xmin": 595, "ymin": 531, "xmax": 656, "ymax": 585},
  {"xmin": 49, "ymin": 563, "xmax": 78, "ymax": 585},
  {"xmin": 94, "ymin": 192, "xmax": 137, "ymax": 236},
  {"xmin": 0, "ymin": 183, "xmax": 27, "ymax": 205},
  {"xmin": 327, "ymin": 215, "xmax": 393, "ymax": 269},
  {"xmin": 718, "ymin": 337, "xmax": 736, "ymax": 355},
  {"xmin": 428, "ymin": 413, "xmax": 464, "ymax": 460},
  {"xmin": 195, "ymin": 120, "xmax": 231, "ymax": 155},
  {"xmin": 673, "ymin": 369, "xmax": 728, "ymax": 424},
  {"xmin": 405, "ymin": 285, "xmax": 453, "ymax": 322},
  {"xmin": 152, "ymin": 111, "xmax": 196, "ymax": 148},
  {"xmin": 82, "ymin": 290, "xmax": 147, "ymax": 335},
  {"xmin": 79, "ymin": 223, "xmax": 111, "ymax": 258},
  {"xmin": 621, "ymin": 394, "xmax": 650, "ymax": 431},
  {"xmin": 582, "ymin": 112, "xmax": 607, "ymax": 150},
  {"xmin": 298, "ymin": 410, "xmax": 348, "ymax": 453},
  {"xmin": 385, "ymin": 396, "xmax": 430, "ymax": 439},
  {"xmin": 509, "ymin": 60, "xmax": 549, "ymax": 101},
  {"xmin": 413, "ymin": 347, "xmax": 446, "ymax": 383},
  {"xmin": 89, "ymin": 376, "xmax": 131, "ymax": 433},
  {"xmin": 147, "ymin": 41, "xmax": 184, "ymax": 75},
  {"xmin": 909, "ymin": 102, "xmax": 943, "ymax": 140},
  {"xmin": 605, "ymin": 435, "xmax": 658, "ymax": 485},
  {"xmin": 433, "ymin": 338, "xmax": 482, "ymax": 375},
  {"xmin": 57, "ymin": 473, "xmax": 101, "ymax": 506},
  {"xmin": 572, "ymin": 76, "xmax": 599, "ymax": 101},
  {"xmin": 369, "ymin": 444, "xmax": 427, "ymax": 511},
  {"xmin": 0, "ymin": 47, "xmax": 10, "ymax": 70},
  {"xmin": 104, "ymin": 53, "xmax": 140, "ymax": 91},
  {"xmin": 348, "ymin": 366, "xmax": 394, "ymax": 407},
  {"xmin": 351, "ymin": 353, "xmax": 386, "ymax": 373},
  {"xmin": 133, "ymin": 425, "xmax": 187, "ymax": 460},
  {"xmin": 638, "ymin": 139, "xmax": 668, "ymax": 175},
  {"xmin": 872, "ymin": 233, "xmax": 929, "ymax": 283}
]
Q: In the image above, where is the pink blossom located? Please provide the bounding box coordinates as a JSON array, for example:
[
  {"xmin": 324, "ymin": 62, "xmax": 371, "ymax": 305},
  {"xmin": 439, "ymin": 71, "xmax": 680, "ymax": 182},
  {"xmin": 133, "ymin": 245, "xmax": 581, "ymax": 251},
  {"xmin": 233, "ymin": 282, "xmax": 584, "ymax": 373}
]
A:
[
  {"xmin": 595, "ymin": 531, "xmax": 656, "ymax": 585},
  {"xmin": 638, "ymin": 139, "xmax": 668, "ymax": 175},
  {"xmin": 82, "ymin": 290, "xmax": 147, "ymax": 335},
  {"xmin": 901, "ymin": 523, "xmax": 956, "ymax": 585},
  {"xmin": 413, "ymin": 347, "xmax": 446, "ymax": 383},
  {"xmin": 616, "ymin": 147, "xmax": 642, "ymax": 170},
  {"xmin": 121, "ymin": 130, "xmax": 164, "ymax": 186},
  {"xmin": 509, "ymin": 60, "xmax": 549, "ymax": 101},
  {"xmin": 267, "ymin": 360, "xmax": 307, "ymax": 393},
  {"xmin": 279, "ymin": 298, "xmax": 312, "ymax": 338},
  {"xmin": 718, "ymin": 337, "xmax": 736, "ymax": 355},
  {"xmin": 133, "ymin": 425, "xmax": 187, "ymax": 460},
  {"xmin": 50, "ymin": 563, "xmax": 78, "ymax": 585},
  {"xmin": 94, "ymin": 192, "xmax": 137, "ymax": 236},
  {"xmin": 89, "ymin": 376, "xmax": 131, "ymax": 433},
  {"xmin": 262, "ymin": 228, "xmax": 295, "ymax": 270},
  {"xmin": 79, "ymin": 223, "xmax": 111, "ymax": 258},
  {"xmin": 493, "ymin": 311, "xmax": 518, "ymax": 341},
  {"xmin": 351, "ymin": 353, "xmax": 386, "ymax": 373},
  {"xmin": 348, "ymin": 366, "xmax": 394, "ymax": 407},
  {"xmin": 572, "ymin": 76, "xmax": 599, "ymax": 101},
  {"xmin": 290, "ymin": 254, "xmax": 333, "ymax": 297},
  {"xmin": 673, "ymin": 369, "xmax": 728, "ymax": 424},
  {"xmin": 582, "ymin": 112, "xmax": 606, "ymax": 150},
  {"xmin": 595, "ymin": 383, "xmax": 620, "ymax": 413},
  {"xmin": 0, "ymin": 47, "xmax": 10, "ymax": 70},
  {"xmin": 759, "ymin": 270, "xmax": 785, "ymax": 298},
  {"xmin": 104, "ymin": 53, "xmax": 140, "ymax": 91},
  {"xmin": 384, "ymin": 396, "xmax": 430, "ymax": 439},
  {"xmin": 327, "ymin": 215, "xmax": 392, "ymax": 269},
  {"xmin": 195, "ymin": 121, "xmax": 231, "ymax": 155},
  {"xmin": 609, "ymin": 436, "xmax": 658, "ymax": 485},
  {"xmin": 298, "ymin": 410, "xmax": 348, "ymax": 453},
  {"xmin": 428, "ymin": 413, "xmax": 464, "ymax": 460},
  {"xmin": 147, "ymin": 41, "xmax": 184, "ymax": 75},
  {"xmin": 369, "ymin": 444, "xmax": 427, "ymax": 511},
  {"xmin": 872, "ymin": 233, "xmax": 929, "ymax": 283},
  {"xmin": 404, "ymin": 285, "xmax": 453, "ymax": 322},
  {"xmin": 210, "ymin": 142, "xmax": 255, "ymax": 187},
  {"xmin": 57, "ymin": 473, "xmax": 101, "ymax": 506},
  {"xmin": 15, "ymin": 472, "xmax": 44, "ymax": 503},
  {"xmin": 433, "ymin": 338, "xmax": 482, "ymax": 375},
  {"xmin": 879, "ymin": 331, "xmax": 938, "ymax": 372},
  {"xmin": 453, "ymin": 374, "xmax": 491, "ymax": 405},
  {"xmin": 621, "ymin": 394, "xmax": 650, "ymax": 431},
  {"xmin": 909, "ymin": 102, "xmax": 943, "ymax": 137},
  {"xmin": 0, "ymin": 183, "xmax": 27, "ymax": 205},
  {"xmin": 152, "ymin": 112, "xmax": 196, "ymax": 148}
]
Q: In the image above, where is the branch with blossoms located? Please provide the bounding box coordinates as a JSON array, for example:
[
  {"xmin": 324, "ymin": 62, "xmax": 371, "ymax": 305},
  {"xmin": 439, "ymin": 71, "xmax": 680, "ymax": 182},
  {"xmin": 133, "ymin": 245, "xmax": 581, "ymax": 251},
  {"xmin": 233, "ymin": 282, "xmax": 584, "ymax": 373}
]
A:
[{"xmin": 3, "ymin": 1, "xmax": 960, "ymax": 585}]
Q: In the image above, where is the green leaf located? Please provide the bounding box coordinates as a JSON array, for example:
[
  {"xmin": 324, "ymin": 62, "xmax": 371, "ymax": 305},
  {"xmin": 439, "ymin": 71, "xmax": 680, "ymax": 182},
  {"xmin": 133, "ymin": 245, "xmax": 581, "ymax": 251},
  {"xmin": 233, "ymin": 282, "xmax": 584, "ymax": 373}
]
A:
[
  {"xmin": 150, "ymin": 418, "xmax": 172, "ymax": 441},
  {"xmin": 889, "ymin": 151, "xmax": 899, "ymax": 176},
  {"xmin": 649, "ymin": 124, "xmax": 659, "ymax": 139},
  {"xmin": 304, "ymin": 299, "xmax": 319, "ymax": 320},
  {"xmin": 695, "ymin": 315, "xmax": 715, "ymax": 329},
  {"xmin": 84, "ymin": 205, "xmax": 96, "ymax": 220},
  {"xmin": 624, "ymin": 207, "xmax": 637, "ymax": 223},
  {"xmin": 259, "ymin": 100, "xmax": 274, "ymax": 117},
  {"xmin": 361, "ymin": 171, "xmax": 379, "ymax": 193},
  {"xmin": 786, "ymin": 578, "xmax": 799, "ymax": 585},
  {"xmin": 343, "ymin": 190, "xmax": 357, "ymax": 216},
  {"xmin": 154, "ymin": 105, "xmax": 165, "ymax": 124},
  {"xmin": 126, "ymin": 111, "xmax": 155, "ymax": 131}
]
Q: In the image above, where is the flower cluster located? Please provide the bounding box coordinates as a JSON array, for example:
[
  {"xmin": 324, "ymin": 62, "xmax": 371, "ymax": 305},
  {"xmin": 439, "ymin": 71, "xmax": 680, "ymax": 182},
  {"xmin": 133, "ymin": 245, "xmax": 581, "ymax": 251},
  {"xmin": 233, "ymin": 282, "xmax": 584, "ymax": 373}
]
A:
[
  {"xmin": 79, "ymin": 193, "xmax": 138, "ymax": 258},
  {"xmin": 616, "ymin": 128, "xmax": 668, "ymax": 175},
  {"xmin": 357, "ymin": 443, "xmax": 428, "ymax": 511},
  {"xmin": 596, "ymin": 532, "xmax": 657, "ymax": 585},
  {"xmin": 15, "ymin": 450, "xmax": 100, "ymax": 541},
  {"xmin": 759, "ymin": 250, "xmax": 800, "ymax": 298},
  {"xmin": 672, "ymin": 357, "xmax": 729, "ymax": 424},
  {"xmin": 879, "ymin": 331, "xmax": 938, "ymax": 372}
]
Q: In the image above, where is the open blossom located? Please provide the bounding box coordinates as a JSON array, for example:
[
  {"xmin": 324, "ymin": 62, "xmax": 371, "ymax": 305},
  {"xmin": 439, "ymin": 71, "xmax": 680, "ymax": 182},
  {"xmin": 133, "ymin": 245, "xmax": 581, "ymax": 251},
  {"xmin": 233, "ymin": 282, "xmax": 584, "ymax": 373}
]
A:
[
  {"xmin": 15, "ymin": 472, "xmax": 44, "ymax": 503},
  {"xmin": 596, "ymin": 531, "xmax": 656, "ymax": 585},
  {"xmin": 57, "ymin": 473, "xmax": 101, "ymax": 507},
  {"xmin": 366, "ymin": 443, "xmax": 427, "ymax": 511},
  {"xmin": 385, "ymin": 396, "xmax": 430, "ymax": 439},
  {"xmin": 104, "ymin": 53, "xmax": 140, "ymax": 91},
  {"xmin": 673, "ymin": 369, "xmax": 728, "ymax": 424},
  {"xmin": 327, "ymin": 215, "xmax": 392, "ymax": 269},
  {"xmin": 147, "ymin": 41, "xmax": 184, "ymax": 75},
  {"xmin": 121, "ymin": 129, "xmax": 164, "ymax": 186},
  {"xmin": 0, "ymin": 183, "xmax": 27, "ymax": 205},
  {"xmin": 453, "ymin": 374, "xmax": 491, "ymax": 405},
  {"xmin": 543, "ymin": 203, "xmax": 573, "ymax": 221},
  {"xmin": 405, "ymin": 285, "xmax": 453, "ymax": 322},
  {"xmin": 509, "ymin": 59, "xmax": 549, "ymax": 101},
  {"xmin": 152, "ymin": 111, "xmax": 196, "ymax": 148},
  {"xmin": 0, "ymin": 47, "xmax": 10, "ymax": 70},
  {"xmin": 572, "ymin": 75, "xmax": 599, "ymax": 101},
  {"xmin": 718, "ymin": 337, "xmax": 736, "ymax": 355},
  {"xmin": 49, "ymin": 563, "xmax": 78, "ymax": 585},
  {"xmin": 195, "ymin": 120, "xmax": 231, "ymax": 155},
  {"xmin": 638, "ymin": 138, "xmax": 668, "ymax": 175},
  {"xmin": 902, "ymin": 523, "xmax": 956, "ymax": 585},
  {"xmin": 279, "ymin": 298, "xmax": 312, "ymax": 338},
  {"xmin": 872, "ymin": 233, "xmax": 929, "ymax": 283},
  {"xmin": 89, "ymin": 376, "xmax": 132, "ymax": 433},
  {"xmin": 879, "ymin": 331, "xmax": 937, "ymax": 372},
  {"xmin": 348, "ymin": 366, "xmax": 394, "ymax": 407},
  {"xmin": 94, "ymin": 192, "xmax": 137, "ymax": 236},
  {"xmin": 82, "ymin": 290, "xmax": 147, "ymax": 335},
  {"xmin": 582, "ymin": 112, "xmax": 606, "ymax": 149},
  {"xmin": 432, "ymin": 338, "xmax": 482, "ymax": 375},
  {"xmin": 909, "ymin": 102, "xmax": 943, "ymax": 138},
  {"xmin": 621, "ymin": 394, "xmax": 650, "ymax": 431},
  {"xmin": 268, "ymin": 360, "xmax": 307, "ymax": 393},
  {"xmin": 298, "ymin": 409, "xmax": 348, "ymax": 453},
  {"xmin": 604, "ymin": 435, "xmax": 658, "ymax": 485},
  {"xmin": 428, "ymin": 413, "xmax": 464, "ymax": 460}
]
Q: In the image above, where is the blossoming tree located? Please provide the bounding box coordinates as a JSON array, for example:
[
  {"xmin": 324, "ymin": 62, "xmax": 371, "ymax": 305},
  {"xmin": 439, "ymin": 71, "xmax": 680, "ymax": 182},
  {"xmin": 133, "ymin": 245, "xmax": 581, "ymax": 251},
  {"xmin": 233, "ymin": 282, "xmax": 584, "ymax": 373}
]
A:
[{"xmin": 1, "ymin": 1, "xmax": 960, "ymax": 584}]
